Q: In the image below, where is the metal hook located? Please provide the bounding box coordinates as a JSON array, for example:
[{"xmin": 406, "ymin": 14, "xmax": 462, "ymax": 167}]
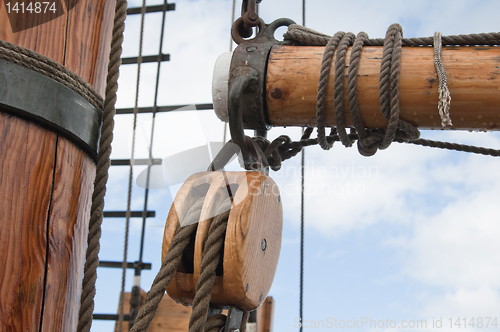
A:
[
  {"xmin": 231, "ymin": 17, "xmax": 295, "ymax": 45},
  {"xmin": 207, "ymin": 138, "xmax": 269, "ymax": 174}
]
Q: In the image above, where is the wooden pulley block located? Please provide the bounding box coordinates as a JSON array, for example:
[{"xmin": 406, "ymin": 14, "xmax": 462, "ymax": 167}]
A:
[{"xmin": 162, "ymin": 171, "xmax": 283, "ymax": 311}]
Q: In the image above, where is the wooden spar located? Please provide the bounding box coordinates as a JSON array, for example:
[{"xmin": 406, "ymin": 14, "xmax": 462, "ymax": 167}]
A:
[
  {"xmin": 265, "ymin": 45, "xmax": 500, "ymax": 130},
  {"xmin": 0, "ymin": 1, "xmax": 114, "ymax": 331}
]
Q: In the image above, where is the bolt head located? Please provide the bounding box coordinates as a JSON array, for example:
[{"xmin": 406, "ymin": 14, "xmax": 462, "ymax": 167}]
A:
[
  {"xmin": 261, "ymin": 239, "xmax": 267, "ymax": 251},
  {"xmin": 248, "ymin": 12, "xmax": 259, "ymax": 22}
]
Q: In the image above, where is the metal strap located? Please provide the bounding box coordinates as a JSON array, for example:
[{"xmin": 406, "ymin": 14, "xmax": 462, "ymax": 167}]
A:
[{"xmin": 0, "ymin": 59, "xmax": 102, "ymax": 159}]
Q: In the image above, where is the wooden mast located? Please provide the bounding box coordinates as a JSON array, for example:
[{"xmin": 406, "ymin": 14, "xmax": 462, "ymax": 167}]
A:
[{"xmin": 0, "ymin": 1, "xmax": 115, "ymax": 331}]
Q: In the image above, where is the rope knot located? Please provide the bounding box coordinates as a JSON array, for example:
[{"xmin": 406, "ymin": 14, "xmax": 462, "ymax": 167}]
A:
[
  {"xmin": 356, "ymin": 127, "xmax": 420, "ymax": 156},
  {"xmin": 253, "ymin": 135, "xmax": 290, "ymax": 171}
]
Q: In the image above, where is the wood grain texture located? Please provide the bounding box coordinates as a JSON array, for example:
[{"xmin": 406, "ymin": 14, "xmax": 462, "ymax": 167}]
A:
[
  {"xmin": 0, "ymin": 112, "xmax": 57, "ymax": 331},
  {"xmin": 65, "ymin": 0, "xmax": 115, "ymax": 96},
  {"xmin": 114, "ymin": 289, "xmax": 192, "ymax": 332},
  {"xmin": 0, "ymin": 0, "xmax": 115, "ymax": 96},
  {"xmin": 114, "ymin": 289, "xmax": 146, "ymax": 332},
  {"xmin": 267, "ymin": 45, "xmax": 500, "ymax": 130},
  {"xmin": 257, "ymin": 297, "xmax": 274, "ymax": 332},
  {"xmin": 0, "ymin": 2, "xmax": 110, "ymax": 330},
  {"xmin": 223, "ymin": 172, "xmax": 282, "ymax": 311},
  {"xmin": 40, "ymin": 136, "xmax": 96, "ymax": 332}
]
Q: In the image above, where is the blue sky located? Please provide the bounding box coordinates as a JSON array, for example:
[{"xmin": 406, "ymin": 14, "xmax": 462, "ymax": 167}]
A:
[{"xmin": 91, "ymin": 0, "xmax": 500, "ymax": 331}]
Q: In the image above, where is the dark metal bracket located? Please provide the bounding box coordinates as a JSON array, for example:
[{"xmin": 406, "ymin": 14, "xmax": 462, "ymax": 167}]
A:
[
  {"xmin": 0, "ymin": 59, "xmax": 102, "ymax": 160},
  {"xmin": 227, "ymin": 18, "xmax": 295, "ymax": 169},
  {"xmin": 229, "ymin": 18, "xmax": 295, "ymax": 133}
]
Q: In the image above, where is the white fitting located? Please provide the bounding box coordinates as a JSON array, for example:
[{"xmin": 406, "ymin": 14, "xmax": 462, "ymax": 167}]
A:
[{"xmin": 212, "ymin": 52, "xmax": 232, "ymax": 123}]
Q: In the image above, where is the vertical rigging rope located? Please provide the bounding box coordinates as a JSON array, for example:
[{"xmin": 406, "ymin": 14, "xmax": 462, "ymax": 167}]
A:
[
  {"xmin": 224, "ymin": 0, "xmax": 236, "ymax": 144},
  {"xmin": 299, "ymin": 132, "xmax": 305, "ymax": 332},
  {"xmin": 77, "ymin": 1, "xmax": 128, "ymax": 331},
  {"xmin": 302, "ymin": 0, "xmax": 305, "ymax": 27},
  {"xmin": 299, "ymin": 3, "xmax": 306, "ymax": 332},
  {"xmin": 117, "ymin": 0, "xmax": 147, "ymax": 330}
]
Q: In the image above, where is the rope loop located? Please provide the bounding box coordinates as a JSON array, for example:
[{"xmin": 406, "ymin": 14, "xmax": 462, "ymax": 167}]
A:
[
  {"xmin": 311, "ymin": 23, "xmax": 421, "ymax": 156},
  {"xmin": 334, "ymin": 32, "xmax": 356, "ymax": 147},
  {"xmin": 316, "ymin": 31, "xmax": 345, "ymax": 150}
]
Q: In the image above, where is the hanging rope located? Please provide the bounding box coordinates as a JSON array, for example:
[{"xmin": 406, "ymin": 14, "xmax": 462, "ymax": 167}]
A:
[
  {"xmin": 434, "ymin": 31, "xmax": 453, "ymax": 127},
  {"xmin": 299, "ymin": 128, "xmax": 305, "ymax": 332},
  {"xmin": 188, "ymin": 199, "xmax": 232, "ymax": 332},
  {"xmin": 77, "ymin": 1, "xmax": 128, "ymax": 331},
  {"xmin": 299, "ymin": 3, "xmax": 306, "ymax": 331}
]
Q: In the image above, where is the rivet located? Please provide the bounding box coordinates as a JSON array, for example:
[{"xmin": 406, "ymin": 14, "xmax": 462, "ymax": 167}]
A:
[
  {"xmin": 261, "ymin": 239, "xmax": 267, "ymax": 251},
  {"xmin": 246, "ymin": 284, "xmax": 249, "ymax": 292},
  {"xmin": 278, "ymin": 195, "xmax": 281, "ymax": 202},
  {"xmin": 259, "ymin": 293, "xmax": 263, "ymax": 302},
  {"xmin": 246, "ymin": 46, "xmax": 257, "ymax": 52}
]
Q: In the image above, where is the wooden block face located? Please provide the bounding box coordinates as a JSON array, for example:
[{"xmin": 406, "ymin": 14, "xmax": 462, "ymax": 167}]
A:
[
  {"xmin": 223, "ymin": 172, "xmax": 283, "ymax": 311},
  {"xmin": 162, "ymin": 171, "xmax": 283, "ymax": 311}
]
